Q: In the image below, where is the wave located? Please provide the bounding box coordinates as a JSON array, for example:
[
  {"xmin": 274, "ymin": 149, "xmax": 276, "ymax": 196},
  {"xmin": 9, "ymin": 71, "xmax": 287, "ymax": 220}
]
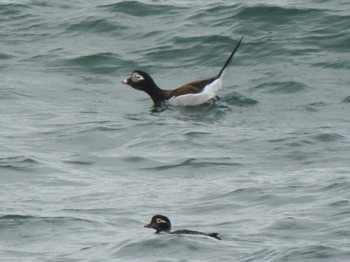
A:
[
  {"xmin": 0, "ymin": 155, "xmax": 39, "ymax": 171},
  {"xmin": 141, "ymin": 157, "xmax": 242, "ymax": 171},
  {"xmin": 220, "ymin": 92, "xmax": 258, "ymax": 107},
  {"xmin": 236, "ymin": 5, "xmax": 323, "ymax": 21},
  {"xmin": 0, "ymin": 3, "xmax": 29, "ymax": 16},
  {"xmin": 0, "ymin": 53, "xmax": 15, "ymax": 60},
  {"xmin": 99, "ymin": 1, "xmax": 186, "ymax": 16},
  {"xmin": 66, "ymin": 17, "xmax": 127, "ymax": 34},
  {"xmin": 53, "ymin": 52, "xmax": 128, "ymax": 75},
  {"xmin": 0, "ymin": 214, "xmax": 96, "ymax": 227},
  {"xmin": 277, "ymin": 245, "xmax": 344, "ymax": 261},
  {"xmin": 343, "ymin": 96, "xmax": 350, "ymax": 103},
  {"xmin": 254, "ymin": 81, "xmax": 310, "ymax": 94}
]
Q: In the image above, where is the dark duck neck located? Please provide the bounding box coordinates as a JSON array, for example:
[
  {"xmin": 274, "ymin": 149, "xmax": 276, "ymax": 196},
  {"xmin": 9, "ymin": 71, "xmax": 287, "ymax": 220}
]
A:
[{"xmin": 143, "ymin": 83, "xmax": 168, "ymax": 107}]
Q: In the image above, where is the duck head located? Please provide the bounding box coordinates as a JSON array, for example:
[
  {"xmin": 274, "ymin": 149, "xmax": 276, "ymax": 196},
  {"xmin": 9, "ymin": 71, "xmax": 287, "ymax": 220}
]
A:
[
  {"xmin": 122, "ymin": 70, "xmax": 157, "ymax": 91},
  {"xmin": 144, "ymin": 215, "xmax": 171, "ymax": 234}
]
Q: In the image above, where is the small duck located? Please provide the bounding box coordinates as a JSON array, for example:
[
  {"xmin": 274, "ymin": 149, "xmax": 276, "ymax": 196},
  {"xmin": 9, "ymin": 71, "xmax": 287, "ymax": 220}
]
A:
[
  {"xmin": 122, "ymin": 36, "xmax": 243, "ymax": 107},
  {"xmin": 144, "ymin": 214, "xmax": 221, "ymax": 240}
]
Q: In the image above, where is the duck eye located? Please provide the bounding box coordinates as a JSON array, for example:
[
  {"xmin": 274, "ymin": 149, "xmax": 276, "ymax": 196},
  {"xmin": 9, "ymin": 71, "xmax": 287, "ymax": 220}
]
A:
[
  {"xmin": 132, "ymin": 73, "xmax": 144, "ymax": 82},
  {"xmin": 156, "ymin": 218, "xmax": 166, "ymax": 224}
]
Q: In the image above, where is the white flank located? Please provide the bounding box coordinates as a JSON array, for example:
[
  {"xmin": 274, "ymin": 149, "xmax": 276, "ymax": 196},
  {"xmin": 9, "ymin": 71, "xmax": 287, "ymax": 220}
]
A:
[{"xmin": 168, "ymin": 77, "xmax": 222, "ymax": 106}]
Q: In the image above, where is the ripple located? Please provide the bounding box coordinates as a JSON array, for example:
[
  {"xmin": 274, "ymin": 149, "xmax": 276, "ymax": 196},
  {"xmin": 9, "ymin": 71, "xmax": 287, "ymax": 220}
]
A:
[
  {"xmin": 313, "ymin": 59, "xmax": 350, "ymax": 70},
  {"xmin": 0, "ymin": 3, "xmax": 29, "ymax": 17},
  {"xmin": 142, "ymin": 157, "xmax": 241, "ymax": 171},
  {"xmin": 267, "ymin": 217, "xmax": 316, "ymax": 231},
  {"xmin": 236, "ymin": 5, "xmax": 322, "ymax": 22},
  {"xmin": 115, "ymin": 235, "xmax": 226, "ymax": 260},
  {"xmin": 305, "ymin": 102, "xmax": 328, "ymax": 112},
  {"xmin": 323, "ymin": 180, "xmax": 350, "ymax": 191},
  {"xmin": 62, "ymin": 158, "xmax": 94, "ymax": 166},
  {"xmin": 0, "ymin": 53, "xmax": 15, "ymax": 60},
  {"xmin": 255, "ymin": 81, "xmax": 309, "ymax": 94},
  {"xmin": 0, "ymin": 155, "xmax": 39, "ymax": 171},
  {"xmin": 221, "ymin": 92, "xmax": 258, "ymax": 107},
  {"xmin": 66, "ymin": 17, "xmax": 127, "ymax": 34},
  {"xmin": 343, "ymin": 96, "xmax": 350, "ymax": 103},
  {"xmin": 0, "ymin": 214, "xmax": 94, "ymax": 227},
  {"xmin": 57, "ymin": 52, "xmax": 123, "ymax": 74},
  {"xmin": 100, "ymin": 1, "xmax": 185, "ymax": 16},
  {"xmin": 173, "ymin": 35, "xmax": 234, "ymax": 47},
  {"xmin": 328, "ymin": 200, "xmax": 349, "ymax": 207},
  {"xmin": 312, "ymin": 133, "xmax": 345, "ymax": 143},
  {"xmin": 277, "ymin": 245, "xmax": 344, "ymax": 261},
  {"xmin": 0, "ymin": 214, "xmax": 33, "ymax": 221},
  {"xmin": 188, "ymin": 3, "xmax": 240, "ymax": 20}
]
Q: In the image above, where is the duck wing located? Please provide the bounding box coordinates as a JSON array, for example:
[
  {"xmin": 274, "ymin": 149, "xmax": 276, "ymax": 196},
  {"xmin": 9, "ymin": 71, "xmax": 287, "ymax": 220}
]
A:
[
  {"xmin": 168, "ymin": 77, "xmax": 217, "ymax": 98},
  {"xmin": 172, "ymin": 229, "xmax": 221, "ymax": 240}
]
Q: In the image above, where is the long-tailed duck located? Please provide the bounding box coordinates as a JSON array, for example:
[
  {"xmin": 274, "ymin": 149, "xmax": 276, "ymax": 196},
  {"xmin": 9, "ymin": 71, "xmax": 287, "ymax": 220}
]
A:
[
  {"xmin": 144, "ymin": 214, "xmax": 221, "ymax": 240},
  {"xmin": 122, "ymin": 36, "xmax": 243, "ymax": 107}
]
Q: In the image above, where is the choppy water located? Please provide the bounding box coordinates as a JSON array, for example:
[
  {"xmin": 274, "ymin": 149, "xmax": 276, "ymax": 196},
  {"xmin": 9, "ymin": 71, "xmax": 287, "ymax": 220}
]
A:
[{"xmin": 1, "ymin": 0, "xmax": 350, "ymax": 261}]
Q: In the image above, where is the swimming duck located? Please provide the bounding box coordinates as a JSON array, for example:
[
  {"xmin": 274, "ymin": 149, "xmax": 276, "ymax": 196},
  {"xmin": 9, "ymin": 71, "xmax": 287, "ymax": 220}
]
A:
[
  {"xmin": 144, "ymin": 214, "xmax": 221, "ymax": 240},
  {"xmin": 122, "ymin": 36, "xmax": 243, "ymax": 107}
]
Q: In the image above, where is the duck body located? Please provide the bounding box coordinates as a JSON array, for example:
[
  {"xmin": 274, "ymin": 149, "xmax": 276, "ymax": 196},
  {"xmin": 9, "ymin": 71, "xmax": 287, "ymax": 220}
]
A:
[
  {"xmin": 122, "ymin": 36, "xmax": 243, "ymax": 107},
  {"xmin": 171, "ymin": 229, "xmax": 221, "ymax": 240},
  {"xmin": 144, "ymin": 215, "xmax": 221, "ymax": 240},
  {"xmin": 168, "ymin": 77, "xmax": 221, "ymax": 106}
]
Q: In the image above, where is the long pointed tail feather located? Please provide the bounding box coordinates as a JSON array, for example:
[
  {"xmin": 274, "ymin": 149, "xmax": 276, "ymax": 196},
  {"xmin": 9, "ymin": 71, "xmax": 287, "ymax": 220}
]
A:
[
  {"xmin": 208, "ymin": 233, "xmax": 222, "ymax": 240},
  {"xmin": 216, "ymin": 36, "xmax": 244, "ymax": 79}
]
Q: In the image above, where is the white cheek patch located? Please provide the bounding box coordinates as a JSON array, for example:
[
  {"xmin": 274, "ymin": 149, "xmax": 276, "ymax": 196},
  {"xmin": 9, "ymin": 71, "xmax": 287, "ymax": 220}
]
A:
[
  {"xmin": 131, "ymin": 73, "xmax": 144, "ymax": 82},
  {"xmin": 156, "ymin": 218, "xmax": 166, "ymax": 224}
]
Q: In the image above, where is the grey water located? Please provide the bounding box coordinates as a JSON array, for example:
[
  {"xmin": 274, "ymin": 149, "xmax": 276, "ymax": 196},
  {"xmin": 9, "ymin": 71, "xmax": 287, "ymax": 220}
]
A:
[{"xmin": 1, "ymin": 0, "xmax": 350, "ymax": 261}]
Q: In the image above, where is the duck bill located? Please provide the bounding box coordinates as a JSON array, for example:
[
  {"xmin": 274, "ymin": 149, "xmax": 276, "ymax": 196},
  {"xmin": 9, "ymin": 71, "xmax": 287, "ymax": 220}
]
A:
[
  {"xmin": 144, "ymin": 223, "xmax": 153, "ymax": 228},
  {"xmin": 122, "ymin": 78, "xmax": 130, "ymax": 85}
]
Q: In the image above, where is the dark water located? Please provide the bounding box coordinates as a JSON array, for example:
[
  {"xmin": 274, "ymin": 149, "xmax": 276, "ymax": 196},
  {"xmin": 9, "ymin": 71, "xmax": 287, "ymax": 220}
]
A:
[{"xmin": 1, "ymin": 0, "xmax": 350, "ymax": 261}]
